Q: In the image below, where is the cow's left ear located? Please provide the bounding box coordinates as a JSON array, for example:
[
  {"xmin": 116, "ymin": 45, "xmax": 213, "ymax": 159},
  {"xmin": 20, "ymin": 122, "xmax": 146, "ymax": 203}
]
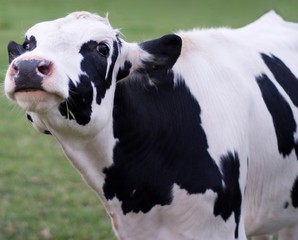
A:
[
  {"xmin": 8, "ymin": 41, "xmax": 25, "ymax": 63},
  {"xmin": 140, "ymin": 34, "xmax": 182, "ymax": 69}
]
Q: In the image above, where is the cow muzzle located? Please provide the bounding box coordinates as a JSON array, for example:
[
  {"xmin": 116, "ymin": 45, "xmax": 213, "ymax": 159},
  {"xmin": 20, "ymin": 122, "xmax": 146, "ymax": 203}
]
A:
[
  {"xmin": 5, "ymin": 57, "xmax": 65, "ymax": 112},
  {"xmin": 10, "ymin": 58, "xmax": 53, "ymax": 92}
]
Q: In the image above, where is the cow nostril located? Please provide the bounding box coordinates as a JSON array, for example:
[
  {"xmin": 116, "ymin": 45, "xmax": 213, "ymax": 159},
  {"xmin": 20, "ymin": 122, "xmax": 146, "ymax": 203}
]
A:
[
  {"xmin": 13, "ymin": 63, "xmax": 18, "ymax": 72},
  {"xmin": 10, "ymin": 62, "xmax": 19, "ymax": 76},
  {"xmin": 37, "ymin": 61, "xmax": 52, "ymax": 76}
]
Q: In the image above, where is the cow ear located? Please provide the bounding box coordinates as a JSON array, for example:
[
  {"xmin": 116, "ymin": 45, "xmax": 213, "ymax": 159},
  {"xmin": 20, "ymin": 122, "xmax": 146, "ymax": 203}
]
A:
[
  {"xmin": 139, "ymin": 34, "xmax": 182, "ymax": 69},
  {"xmin": 8, "ymin": 41, "xmax": 25, "ymax": 63}
]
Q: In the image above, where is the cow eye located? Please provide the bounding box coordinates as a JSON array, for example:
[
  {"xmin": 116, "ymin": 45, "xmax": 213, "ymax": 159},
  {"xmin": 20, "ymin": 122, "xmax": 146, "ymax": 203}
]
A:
[{"xmin": 96, "ymin": 43, "xmax": 110, "ymax": 57}]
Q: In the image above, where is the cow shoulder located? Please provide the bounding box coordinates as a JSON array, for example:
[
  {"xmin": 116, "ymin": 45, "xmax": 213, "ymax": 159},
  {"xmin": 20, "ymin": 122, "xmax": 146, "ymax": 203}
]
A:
[{"xmin": 104, "ymin": 33, "xmax": 226, "ymax": 215}]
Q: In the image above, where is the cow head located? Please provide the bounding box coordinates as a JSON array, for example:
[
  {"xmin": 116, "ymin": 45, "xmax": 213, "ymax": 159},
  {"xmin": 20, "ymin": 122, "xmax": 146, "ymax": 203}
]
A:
[
  {"xmin": 5, "ymin": 12, "xmax": 182, "ymax": 138},
  {"xmin": 5, "ymin": 12, "xmax": 123, "ymax": 136}
]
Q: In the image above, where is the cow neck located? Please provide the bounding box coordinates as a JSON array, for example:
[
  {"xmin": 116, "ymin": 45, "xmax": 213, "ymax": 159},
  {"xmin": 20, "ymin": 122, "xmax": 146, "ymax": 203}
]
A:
[{"xmin": 42, "ymin": 110, "xmax": 115, "ymax": 201}]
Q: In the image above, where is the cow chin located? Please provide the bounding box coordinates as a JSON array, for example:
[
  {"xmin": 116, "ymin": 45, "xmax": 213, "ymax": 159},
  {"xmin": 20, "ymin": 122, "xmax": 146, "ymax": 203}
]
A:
[{"xmin": 14, "ymin": 91, "xmax": 64, "ymax": 113}]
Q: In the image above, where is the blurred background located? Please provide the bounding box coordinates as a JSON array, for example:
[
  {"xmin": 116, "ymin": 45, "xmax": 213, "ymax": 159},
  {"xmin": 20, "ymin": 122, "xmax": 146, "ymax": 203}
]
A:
[{"xmin": 0, "ymin": 0, "xmax": 297, "ymax": 239}]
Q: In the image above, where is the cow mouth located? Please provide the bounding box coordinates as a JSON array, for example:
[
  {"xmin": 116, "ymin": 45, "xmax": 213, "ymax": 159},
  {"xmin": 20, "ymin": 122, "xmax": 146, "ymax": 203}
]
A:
[
  {"xmin": 13, "ymin": 86, "xmax": 65, "ymax": 101},
  {"xmin": 14, "ymin": 86, "xmax": 45, "ymax": 93},
  {"xmin": 13, "ymin": 88, "xmax": 65, "ymax": 113}
]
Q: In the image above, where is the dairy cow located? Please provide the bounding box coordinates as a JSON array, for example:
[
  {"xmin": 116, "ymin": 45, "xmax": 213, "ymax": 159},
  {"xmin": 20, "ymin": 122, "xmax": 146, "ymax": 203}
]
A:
[{"xmin": 4, "ymin": 11, "xmax": 298, "ymax": 239}]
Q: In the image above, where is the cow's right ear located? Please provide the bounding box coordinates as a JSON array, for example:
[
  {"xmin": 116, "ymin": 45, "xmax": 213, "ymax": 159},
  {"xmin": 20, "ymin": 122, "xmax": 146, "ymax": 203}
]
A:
[{"xmin": 8, "ymin": 41, "xmax": 25, "ymax": 63}]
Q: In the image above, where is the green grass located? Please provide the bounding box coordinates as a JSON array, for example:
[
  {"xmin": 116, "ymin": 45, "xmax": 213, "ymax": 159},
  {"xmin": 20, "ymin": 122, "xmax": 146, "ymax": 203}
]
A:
[{"xmin": 0, "ymin": 0, "xmax": 298, "ymax": 239}]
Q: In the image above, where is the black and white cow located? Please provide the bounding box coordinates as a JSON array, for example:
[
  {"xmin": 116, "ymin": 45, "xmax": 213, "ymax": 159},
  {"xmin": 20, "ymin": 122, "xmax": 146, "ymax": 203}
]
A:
[{"xmin": 4, "ymin": 11, "xmax": 298, "ymax": 239}]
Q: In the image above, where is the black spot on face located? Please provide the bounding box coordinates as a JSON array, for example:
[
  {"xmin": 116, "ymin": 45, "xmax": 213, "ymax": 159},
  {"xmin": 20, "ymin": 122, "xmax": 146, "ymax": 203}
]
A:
[
  {"xmin": 23, "ymin": 36, "xmax": 37, "ymax": 52},
  {"xmin": 8, "ymin": 36, "xmax": 37, "ymax": 63},
  {"xmin": 256, "ymin": 73, "xmax": 296, "ymax": 157},
  {"xmin": 214, "ymin": 151, "xmax": 242, "ymax": 239},
  {"xmin": 79, "ymin": 40, "xmax": 117, "ymax": 105},
  {"xmin": 59, "ymin": 77, "xmax": 93, "ymax": 125},
  {"xmin": 284, "ymin": 201, "xmax": 289, "ymax": 209},
  {"xmin": 59, "ymin": 40, "xmax": 119, "ymax": 125}
]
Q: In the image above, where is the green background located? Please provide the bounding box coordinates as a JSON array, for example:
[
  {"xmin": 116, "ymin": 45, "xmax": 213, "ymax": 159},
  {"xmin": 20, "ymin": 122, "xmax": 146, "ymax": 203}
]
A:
[{"xmin": 0, "ymin": 0, "xmax": 297, "ymax": 239}]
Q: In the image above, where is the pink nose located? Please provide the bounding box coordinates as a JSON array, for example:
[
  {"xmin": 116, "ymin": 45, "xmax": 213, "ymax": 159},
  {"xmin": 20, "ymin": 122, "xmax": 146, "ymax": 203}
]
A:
[{"xmin": 10, "ymin": 59, "xmax": 54, "ymax": 92}]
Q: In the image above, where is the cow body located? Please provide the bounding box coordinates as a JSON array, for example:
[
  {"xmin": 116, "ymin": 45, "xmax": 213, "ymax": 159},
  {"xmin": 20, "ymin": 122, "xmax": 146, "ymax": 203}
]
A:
[{"xmin": 4, "ymin": 11, "xmax": 298, "ymax": 239}]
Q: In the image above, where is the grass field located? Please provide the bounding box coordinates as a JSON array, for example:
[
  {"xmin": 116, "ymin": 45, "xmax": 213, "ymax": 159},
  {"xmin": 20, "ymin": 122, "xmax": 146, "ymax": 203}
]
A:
[{"xmin": 0, "ymin": 0, "xmax": 298, "ymax": 239}]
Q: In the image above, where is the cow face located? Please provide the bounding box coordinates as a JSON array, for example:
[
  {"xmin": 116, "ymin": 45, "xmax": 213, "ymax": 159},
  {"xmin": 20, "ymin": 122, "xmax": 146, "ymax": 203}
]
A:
[{"xmin": 5, "ymin": 12, "xmax": 120, "ymax": 135}]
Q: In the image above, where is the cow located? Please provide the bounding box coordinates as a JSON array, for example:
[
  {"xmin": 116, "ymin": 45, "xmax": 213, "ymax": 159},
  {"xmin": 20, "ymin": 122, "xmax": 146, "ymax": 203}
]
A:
[{"xmin": 4, "ymin": 10, "xmax": 298, "ymax": 239}]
